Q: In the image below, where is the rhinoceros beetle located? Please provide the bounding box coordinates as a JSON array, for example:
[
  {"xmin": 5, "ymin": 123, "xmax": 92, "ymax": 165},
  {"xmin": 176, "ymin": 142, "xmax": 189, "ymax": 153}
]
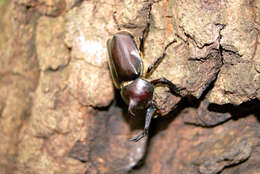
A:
[{"xmin": 107, "ymin": 31, "xmax": 182, "ymax": 141}]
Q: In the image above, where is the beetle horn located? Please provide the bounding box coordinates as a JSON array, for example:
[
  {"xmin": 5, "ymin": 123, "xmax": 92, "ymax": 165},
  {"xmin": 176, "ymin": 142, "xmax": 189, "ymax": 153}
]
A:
[{"xmin": 128, "ymin": 99, "xmax": 137, "ymax": 117}]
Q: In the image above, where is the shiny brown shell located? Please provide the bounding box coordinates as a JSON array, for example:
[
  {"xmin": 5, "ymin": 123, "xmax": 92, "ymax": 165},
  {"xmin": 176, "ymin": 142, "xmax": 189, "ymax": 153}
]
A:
[{"xmin": 107, "ymin": 31, "xmax": 143, "ymax": 88}]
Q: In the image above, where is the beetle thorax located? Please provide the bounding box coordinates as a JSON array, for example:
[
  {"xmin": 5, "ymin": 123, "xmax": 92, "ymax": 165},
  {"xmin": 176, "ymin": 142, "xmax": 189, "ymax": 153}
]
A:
[{"xmin": 120, "ymin": 78, "xmax": 154, "ymax": 110}]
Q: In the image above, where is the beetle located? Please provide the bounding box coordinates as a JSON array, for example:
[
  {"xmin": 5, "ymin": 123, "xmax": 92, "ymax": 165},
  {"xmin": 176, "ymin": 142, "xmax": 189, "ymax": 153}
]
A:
[{"xmin": 107, "ymin": 31, "xmax": 182, "ymax": 142}]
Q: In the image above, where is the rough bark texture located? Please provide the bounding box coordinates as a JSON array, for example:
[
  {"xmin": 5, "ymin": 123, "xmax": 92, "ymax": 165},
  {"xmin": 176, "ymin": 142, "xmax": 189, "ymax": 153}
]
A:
[{"xmin": 0, "ymin": 0, "xmax": 259, "ymax": 174}]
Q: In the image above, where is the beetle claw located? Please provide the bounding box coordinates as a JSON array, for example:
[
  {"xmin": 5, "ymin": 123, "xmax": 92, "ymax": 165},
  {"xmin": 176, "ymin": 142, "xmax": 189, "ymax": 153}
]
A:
[
  {"xmin": 129, "ymin": 129, "xmax": 148, "ymax": 142},
  {"xmin": 129, "ymin": 132, "xmax": 146, "ymax": 142}
]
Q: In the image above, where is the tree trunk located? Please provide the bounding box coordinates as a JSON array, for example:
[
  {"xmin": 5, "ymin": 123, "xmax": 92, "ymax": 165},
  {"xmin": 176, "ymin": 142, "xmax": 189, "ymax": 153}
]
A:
[{"xmin": 0, "ymin": 0, "xmax": 260, "ymax": 174}]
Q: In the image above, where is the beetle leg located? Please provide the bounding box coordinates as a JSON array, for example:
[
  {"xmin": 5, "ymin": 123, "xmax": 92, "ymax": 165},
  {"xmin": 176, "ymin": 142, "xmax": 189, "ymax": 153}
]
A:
[
  {"xmin": 146, "ymin": 40, "xmax": 177, "ymax": 75},
  {"xmin": 146, "ymin": 52, "xmax": 166, "ymax": 75},
  {"xmin": 139, "ymin": 1, "xmax": 153, "ymax": 53},
  {"xmin": 112, "ymin": 11, "xmax": 121, "ymax": 30},
  {"xmin": 139, "ymin": 26, "xmax": 149, "ymax": 54},
  {"xmin": 129, "ymin": 101, "xmax": 158, "ymax": 142},
  {"xmin": 150, "ymin": 77, "xmax": 184, "ymax": 97}
]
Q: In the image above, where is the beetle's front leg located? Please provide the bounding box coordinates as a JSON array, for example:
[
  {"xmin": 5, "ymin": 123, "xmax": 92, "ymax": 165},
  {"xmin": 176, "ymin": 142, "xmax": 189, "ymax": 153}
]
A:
[
  {"xmin": 129, "ymin": 101, "xmax": 158, "ymax": 142},
  {"xmin": 151, "ymin": 77, "xmax": 185, "ymax": 97}
]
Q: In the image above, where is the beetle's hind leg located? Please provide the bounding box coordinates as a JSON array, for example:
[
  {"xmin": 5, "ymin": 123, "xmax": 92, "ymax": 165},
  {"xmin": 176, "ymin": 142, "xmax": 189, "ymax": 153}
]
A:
[
  {"xmin": 139, "ymin": 1, "xmax": 153, "ymax": 53},
  {"xmin": 129, "ymin": 101, "xmax": 158, "ymax": 142}
]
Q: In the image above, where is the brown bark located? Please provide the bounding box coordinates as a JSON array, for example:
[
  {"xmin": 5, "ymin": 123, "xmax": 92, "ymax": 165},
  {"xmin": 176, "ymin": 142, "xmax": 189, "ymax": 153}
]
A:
[{"xmin": 0, "ymin": 0, "xmax": 259, "ymax": 174}]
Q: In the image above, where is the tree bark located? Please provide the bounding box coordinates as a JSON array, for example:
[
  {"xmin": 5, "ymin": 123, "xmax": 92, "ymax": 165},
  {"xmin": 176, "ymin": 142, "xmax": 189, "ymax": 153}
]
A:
[{"xmin": 0, "ymin": 0, "xmax": 259, "ymax": 174}]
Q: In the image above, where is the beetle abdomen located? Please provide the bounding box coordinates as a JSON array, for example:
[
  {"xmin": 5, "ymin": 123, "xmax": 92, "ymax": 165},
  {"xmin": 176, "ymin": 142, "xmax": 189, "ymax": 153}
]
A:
[{"xmin": 107, "ymin": 31, "xmax": 143, "ymax": 88}]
